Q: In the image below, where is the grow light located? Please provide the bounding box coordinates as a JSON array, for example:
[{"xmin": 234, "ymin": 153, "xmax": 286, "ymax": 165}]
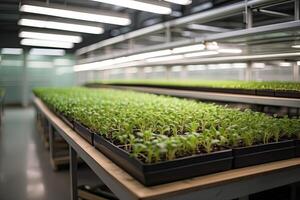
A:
[
  {"xmin": 18, "ymin": 18, "xmax": 104, "ymax": 34},
  {"xmin": 29, "ymin": 48, "xmax": 65, "ymax": 56},
  {"xmin": 128, "ymin": 49, "xmax": 172, "ymax": 60},
  {"xmin": 89, "ymin": 0, "xmax": 171, "ymax": 15},
  {"xmin": 164, "ymin": 0, "xmax": 192, "ymax": 5},
  {"xmin": 218, "ymin": 49, "xmax": 242, "ymax": 54},
  {"xmin": 172, "ymin": 44, "xmax": 205, "ymax": 54},
  {"xmin": 252, "ymin": 63, "xmax": 265, "ymax": 69},
  {"xmin": 20, "ymin": 3, "xmax": 131, "ymax": 26},
  {"xmin": 146, "ymin": 55, "xmax": 184, "ymax": 62},
  {"xmin": 1, "ymin": 48, "xmax": 23, "ymax": 55},
  {"xmin": 21, "ymin": 39, "xmax": 74, "ymax": 49},
  {"xmin": 19, "ymin": 31, "xmax": 82, "ymax": 43},
  {"xmin": 28, "ymin": 61, "xmax": 53, "ymax": 68},
  {"xmin": 205, "ymin": 42, "xmax": 219, "ymax": 50},
  {"xmin": 184, "ymin": 51, "xmax": 219, "ymax": 58},
  {"xmin": 292, "ymin": 45, "xmax": 300, "ymax": 48},
  {"xmin": 279, "ymin": 62, "xmax": 292, "ymax": 67}
]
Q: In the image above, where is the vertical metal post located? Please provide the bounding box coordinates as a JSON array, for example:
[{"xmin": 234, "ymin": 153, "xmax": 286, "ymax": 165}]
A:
[
  {"xmin": 165, "ymin": 25, "xmax": 171, "ymax": 43},
  {"xmin": 22, "ymin": 48, "xmax": 29, "ymax": 107},
  {"xmin": 137, "ymin": 67, "xmax": 144, "ymax": 79},
  {"xmin": 70, "ymin": 146, "xmax": 78, "ymax": 200},
  {"xmin": 49, "ymin": 124, "xmax": 54, "ymax": 160},
  {"xmin": 166, "ymin": 66, "xmax": 172, "ymax": 80},
  {"xmin": 245, "ymin": 0, "xmax": 252, "ymax": 29},
  {"xmin": 245, "ymin": 62, "xmax": 252, "ymax": 81},
  {"xmin": 291, "ymin": 183, "xmax": 297, "ymax": 200},
  {"xmin": 128, "ymin": 39, "xmax": 134, "ymax": 51},
  {"xmin": 181, "ymin": 65, "xmax": 188, "ymax": 79},
  {"xmin": 295, "ymin": 0, "xmax": 300, "ymax": 20},
  {"xmin": 293, "ymin": 62, "xmax": 299, "ymax": 81}
]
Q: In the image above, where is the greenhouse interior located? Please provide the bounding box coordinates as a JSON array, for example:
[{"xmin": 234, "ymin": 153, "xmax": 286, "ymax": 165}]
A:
[{"xmin": 0, "ymin": 0, "xmax": 300, "ymax": 200}]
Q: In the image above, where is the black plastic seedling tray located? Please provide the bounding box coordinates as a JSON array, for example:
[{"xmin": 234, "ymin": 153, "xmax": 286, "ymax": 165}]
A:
[
  {"xmin": 73, "ymin": 121, "xmax": 94, "ymax": 145},
  {"xmin": 109, "ymin": 83, "xmax": 257, "ymax": 95},
  {"xmin": 94, "ymin": 134, "xmax": 233, "ymax": 186},
  {"xmin": 256, "ymin": 89, "xmax": 275, "ymax": 97},
  {"xmin": 55, "ymin": 112, "xmax": 73, "ymax": 129},
  {"xmin": 295, "ymin": 140, "xmax": 300, "ymax": 157},
  {"xmin": 233, "ymin": 140, "xmax": 295, "ymax": 168},
  {"xmin": 274, "ymin": 90, "xmax": 300, "ymax": 98}
]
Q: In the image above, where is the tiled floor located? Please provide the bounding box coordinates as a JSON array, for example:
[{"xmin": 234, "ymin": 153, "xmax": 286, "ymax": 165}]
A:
[{"xmin": 0, "ymin": 107, "xmax": 98, "ymax": 200}]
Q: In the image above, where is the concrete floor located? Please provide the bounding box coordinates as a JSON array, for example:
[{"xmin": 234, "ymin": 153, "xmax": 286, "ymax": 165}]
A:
[{"xmin": 0, "ymin": 107, "xmax": 99, "ymax": 200}]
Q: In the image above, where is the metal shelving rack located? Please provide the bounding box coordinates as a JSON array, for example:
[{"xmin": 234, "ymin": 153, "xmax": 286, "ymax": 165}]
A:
[
  {"xmin": 103, "ymin": 85, "xmax": 300, "ymax": 108},
  {"xmin": 34, "ymin": 97, "xmax": 300, "ymax": 200}
]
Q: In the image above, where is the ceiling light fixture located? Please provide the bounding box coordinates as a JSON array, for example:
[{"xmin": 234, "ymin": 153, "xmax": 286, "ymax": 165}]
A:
[
  {"xmin": 18, "ymin": 18, "xmax": 104, "ymax": 34},
  {"xmin": 184, "ymin": 51, "xmax": 219, "ymax": 58},
  {"xmin": 128, "ymin": 49, "xmax": 172, "ymax": 60},
  {"xmin": 19, "ymin": 31, "xmax": 82, "ymax": 43},
  {"xmin": 218, "ymin": 49, "xmax": 242, "ymax": 54},
  {"xmin": 89, "ymin": 0, "xmax": 172, "ymax": 15},
  {"xmin": 279, "ymin": 62, "xmax": 292, "ymax": 67},
  {"xmin": 21, "ymin": 39, "xmax": 74, "ymax": 49},
  {"xmin": 291, "ymin": 45, "xmax": 300, "ymax": 48},
  {"xmin": 146, "ymin": 55, "xmax": 184, "ymax": 62},
  {"xmin": 29, "ymin": 48, "xmax": 65, "ymax": 56},
  {"xmin": 164, "ymin": 0, "xmax": 192, "ymax": 5},
  {"xmin": 1, "ymin": 48, "xmax": 23, "ymax": 55},
  {"xmin": 20, "ymin": 3, "xmax": 131, "ymax": 26},
  {"xmin": 172, "ymin": 44, "xmax": 205, "ymax": 54}
]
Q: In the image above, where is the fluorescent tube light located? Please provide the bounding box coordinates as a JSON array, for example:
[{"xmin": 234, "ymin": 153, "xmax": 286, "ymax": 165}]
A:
[
  {"xmin": 218, "ymin": 49, "xmax": 242, "ymax": 54},
  {"xmin": 89, "ymin": 0, "xmax": 172, "ymax": 15},
  {"xmin": 164, "ymin": 0, "xmax": 192, "ymax": 5},
  {"xmin": 19, "ymin": 31, "xmax": 82, "ymax": 43},
  {"xmin": 128, "ymin": 49, "xmax": 172, "ymax": 60},
  {"xmin": 1, "ymin": 48, "xmax": 23, "ymax": 55},
  {"xmin": 279, "ymin": 62, "xmax": 292, "ymax": 67},
  {"xmin": 29, "ymin": 48, "xmax": 65, "ymax": 56},
  {"xmin": 292, "ymin": 45, "xmax": 300, "ymax": 48},
  {"xmin": 146, "ymin": 55, "xmax": 184, "ymax": 62},
  {"xmin": 184, "ymin": 51, "xmax": 219, "ymax": 58},
  {"xmin": 252, "ymin": 63, "xmax": 265, "ymax": 69},
  {"xmin": 18, "ymin": 18, "xmax": 104, "ymax": 34},
  {"xmin": 28, "ymin": 61, "xmax": 53, "ymax": 68},
  {"xmin": 20, "ymin": 3, "xmax": 131, "ymax": 26},
  {"xmin": 172, "ymin": 44, "xmax": 205, "ymax": 54},
  {"xmin": 205, "ymin": 42, "xmax": 219, "ymax": 50},
  {"xmin": 21, "ymin": 39, "xmax": 74, "ymax": 49},
  {"xmin": 187, "ymin": 65, "xmax": 205, "ymax": 71}
]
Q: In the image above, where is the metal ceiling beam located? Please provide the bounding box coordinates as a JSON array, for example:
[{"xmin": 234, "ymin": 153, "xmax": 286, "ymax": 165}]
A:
[
  {"xmin": 203, "ymin": 20, "xmax": 300, "ymax": 41},
  {"xmin": 254, "ymin": 9, "xmax": 292, "ymax": 17},
  {"xmin": 77, "ymin": 20, "xmax": 300, "ymax": 64},
  {"xmin": 88, "ymin": 52, "xmax": 300, "ymax": 70},
  {"xmin": 186, "ymin": 24, "xmax": 232, "ymax": 32},
  {"xmin": 76, "ymin": 0, "xmax": 285, "ymax": 56}
]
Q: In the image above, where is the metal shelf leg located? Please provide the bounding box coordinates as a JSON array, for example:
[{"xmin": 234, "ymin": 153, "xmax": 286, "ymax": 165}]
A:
[{"xmin": 70, "ymin": 146, "xmax": 78, "ymax": 200}]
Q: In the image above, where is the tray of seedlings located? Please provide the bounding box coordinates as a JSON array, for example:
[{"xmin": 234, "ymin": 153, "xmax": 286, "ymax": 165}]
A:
[
  {"xmin": 85, "ymin": 80, "xmax": 300, "ymax": 98},
  {"xmin": 33, "ymin": 87, "xmax": 300, "ymax": 186}
]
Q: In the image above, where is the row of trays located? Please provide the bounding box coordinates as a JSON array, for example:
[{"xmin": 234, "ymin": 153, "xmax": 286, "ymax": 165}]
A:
[
  {"xmin": 88, "ymin": 83, "xmax": 300, "ymax": 99},
  {"xmin": 53, "ymin": 110, "xmax": 300, "ymax": 186}
]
